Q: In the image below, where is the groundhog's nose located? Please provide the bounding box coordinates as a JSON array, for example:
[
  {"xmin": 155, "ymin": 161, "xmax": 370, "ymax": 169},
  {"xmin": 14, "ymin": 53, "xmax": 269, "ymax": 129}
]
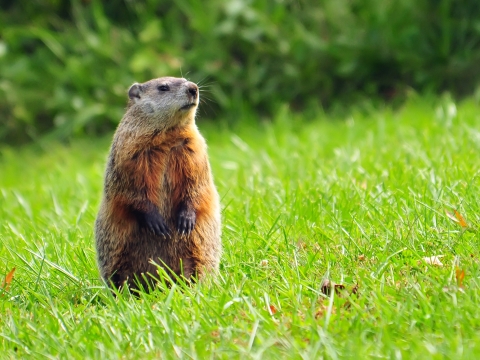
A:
[{"xmin": 187, "ymin": 83, "xmax": 198, "ymax": 98}]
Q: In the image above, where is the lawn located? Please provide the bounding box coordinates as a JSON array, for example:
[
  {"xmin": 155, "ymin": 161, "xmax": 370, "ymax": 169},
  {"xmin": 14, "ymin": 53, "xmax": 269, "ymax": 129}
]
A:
[{"xmin": 1, "ymin": 96, "xmax": 480, "ymax": 359}]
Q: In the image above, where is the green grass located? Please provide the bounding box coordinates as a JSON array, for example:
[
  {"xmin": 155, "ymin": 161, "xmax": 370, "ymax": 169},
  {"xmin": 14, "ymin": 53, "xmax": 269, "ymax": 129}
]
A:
[{"xmin": 1, "ymin": 96, "xmax": 480, "ymax": 359}]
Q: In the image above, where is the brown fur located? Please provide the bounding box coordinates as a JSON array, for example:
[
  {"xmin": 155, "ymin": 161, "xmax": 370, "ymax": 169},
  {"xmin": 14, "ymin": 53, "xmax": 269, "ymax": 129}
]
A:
[{"xmin": 95, "ymin": 77, "xmax": 221, "ymax": 291}]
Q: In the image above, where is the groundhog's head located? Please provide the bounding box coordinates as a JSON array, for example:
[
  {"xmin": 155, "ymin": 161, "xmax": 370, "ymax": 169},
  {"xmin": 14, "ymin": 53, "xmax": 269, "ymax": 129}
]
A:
[{"xmin": 127, "ymin": 77, "xmax": 199, "ymax": 127}]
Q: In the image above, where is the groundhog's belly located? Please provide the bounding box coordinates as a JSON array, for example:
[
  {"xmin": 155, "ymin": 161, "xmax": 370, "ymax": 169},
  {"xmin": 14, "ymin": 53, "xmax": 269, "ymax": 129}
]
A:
[
  {"xmin": 106, "ymin": 203, "xmax": 220, "ymax": 288},
  {"xmin": 123, "ymin": 230, "xmax": 194, "ymax": 278}
]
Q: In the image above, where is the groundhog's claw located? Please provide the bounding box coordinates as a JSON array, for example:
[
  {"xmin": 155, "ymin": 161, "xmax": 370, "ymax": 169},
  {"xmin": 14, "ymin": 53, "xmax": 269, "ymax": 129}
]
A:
[
  {"xmin": 177, "ymin": 208, "xmax": 196, "ymax": 235},
  {"xmin": 141, "ymin": 211, "xmax": 170, "ymax": 237}
]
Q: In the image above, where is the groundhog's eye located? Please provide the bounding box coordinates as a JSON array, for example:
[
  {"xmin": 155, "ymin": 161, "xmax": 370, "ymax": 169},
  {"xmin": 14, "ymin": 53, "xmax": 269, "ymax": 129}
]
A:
[{"xmin": 158, "ymin": 85, "xmax": 170, "ymax": 92}]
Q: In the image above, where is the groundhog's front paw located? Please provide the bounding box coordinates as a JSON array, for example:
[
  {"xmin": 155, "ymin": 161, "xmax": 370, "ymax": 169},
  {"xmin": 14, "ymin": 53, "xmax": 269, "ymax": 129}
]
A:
[
  {"xmin": 177, "ymin": 208, "xmax": 196, "ymax": 235},
  {"xmin": 142, "ymin": 211, "xmax": 170, "ymax": 237}
]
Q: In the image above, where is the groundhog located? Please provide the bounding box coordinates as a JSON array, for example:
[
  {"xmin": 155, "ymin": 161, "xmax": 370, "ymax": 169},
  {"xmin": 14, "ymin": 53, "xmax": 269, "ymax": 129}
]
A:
[{"xmin": 95, "ymin": 77, "xmax": 221, "ymax": 291}]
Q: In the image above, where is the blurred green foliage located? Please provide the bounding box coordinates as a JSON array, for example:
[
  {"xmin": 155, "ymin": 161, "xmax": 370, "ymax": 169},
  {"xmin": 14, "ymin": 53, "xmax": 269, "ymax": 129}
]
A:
[{"xmin": 1, "ymin": 0, "xmax": 480, "ymax": 143}]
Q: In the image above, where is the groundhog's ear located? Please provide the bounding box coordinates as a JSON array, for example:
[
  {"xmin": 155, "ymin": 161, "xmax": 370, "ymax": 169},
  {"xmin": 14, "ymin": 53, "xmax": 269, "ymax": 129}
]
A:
[{"xmin": 128, "ymin": 83, "xmax": 142, "ymax": 100}]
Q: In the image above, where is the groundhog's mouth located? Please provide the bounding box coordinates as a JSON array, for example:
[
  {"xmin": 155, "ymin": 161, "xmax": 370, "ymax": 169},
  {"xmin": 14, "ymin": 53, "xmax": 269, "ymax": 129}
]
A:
[{"xmin": 180, "ymin": 103, "xmax": 197, "ymax": 111}]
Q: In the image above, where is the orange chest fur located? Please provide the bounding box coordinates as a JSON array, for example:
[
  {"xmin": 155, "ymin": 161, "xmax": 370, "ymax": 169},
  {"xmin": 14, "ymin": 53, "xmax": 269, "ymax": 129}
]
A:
[{"xmin": 118, "ymin": 133, "xmax": 201, "ymax": 203}]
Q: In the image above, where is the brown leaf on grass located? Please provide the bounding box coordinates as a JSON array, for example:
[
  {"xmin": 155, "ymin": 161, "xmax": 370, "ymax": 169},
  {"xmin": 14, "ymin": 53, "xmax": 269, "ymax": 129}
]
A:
[
  {"xmin": 443, "ymin": 268, "xmax": 467, "ymax": 293},
  {"xmin": 358, "ymin": 254, "xmax": 366, "ymax": 261},
  {"xmin": 422, "ymin": 255, "xmax": 444, "ymax": 266},
  {"xmin": 454, "ymin": 211, "xmax": 469, "ymax": 228},
  {"xmin": 1, "ymin": 267, "xmax": 16, "ymax": 293},
  {"xmin": 456, "ymin": 268, "xmax": 466, "ymax": 289},
  {"xmin": 321, "ymin": 279, "xmax": 346, "ymax": 296},
  {"xmin": 321, "ymin": 279, "xmax": 331, "ymax": 295},
  {"xmin": 446, "ymin": 209, "xmax": 469, "ymax": 228}
]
